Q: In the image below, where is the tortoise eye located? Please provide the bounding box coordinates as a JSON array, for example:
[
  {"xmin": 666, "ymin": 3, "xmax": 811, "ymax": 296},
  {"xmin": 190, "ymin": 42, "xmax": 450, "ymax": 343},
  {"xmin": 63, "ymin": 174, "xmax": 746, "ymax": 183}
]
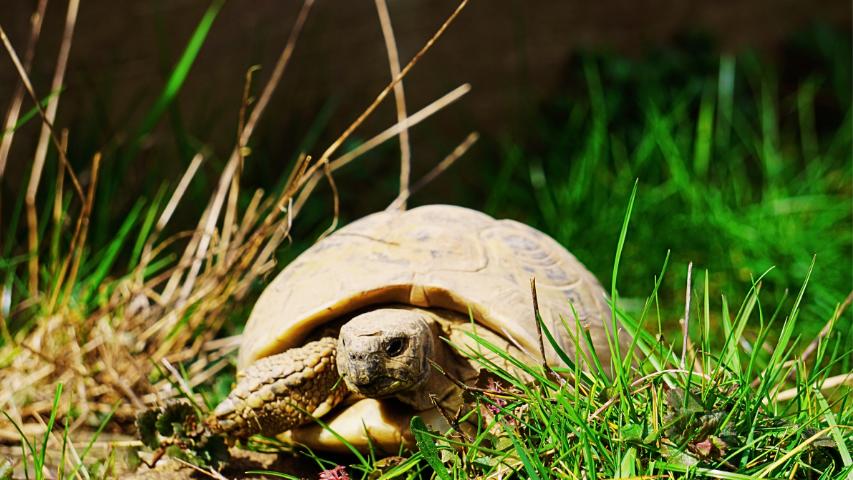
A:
[{"xmin": 385, "ymin": 338, "xmax": 406, "ymax": 357}]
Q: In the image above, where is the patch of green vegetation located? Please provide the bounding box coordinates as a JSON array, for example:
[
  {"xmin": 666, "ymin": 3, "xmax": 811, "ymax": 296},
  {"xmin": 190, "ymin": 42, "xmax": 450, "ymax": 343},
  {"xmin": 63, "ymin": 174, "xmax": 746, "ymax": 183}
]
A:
[
  {"xmin": 1, "ymin": 384, "xmax": 118, "ymax": 479},
  {"xmin": 482, "ymin": 28, "xmax": 852, "ymax": 342},
  {"xmin": 263, "ymin": 185, "xmax": 852, "ymax": 479},
  {"xmin": 133, "ymin": 188, "xmax": 852, "ymax": 479}
]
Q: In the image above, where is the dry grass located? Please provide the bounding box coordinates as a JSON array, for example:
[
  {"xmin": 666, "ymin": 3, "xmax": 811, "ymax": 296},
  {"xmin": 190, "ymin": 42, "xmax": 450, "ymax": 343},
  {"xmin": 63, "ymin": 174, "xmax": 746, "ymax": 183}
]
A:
[
  {"xmin": 0, "ymin": 0, "xmax": 47, "ymax": 180},
  {"xmin": 374, "ymin": 0, "xmax": 412, "ymax": 211},
  {"xmin": 0, "ymin": 0, "xmax": 473, "ymax": 475}
]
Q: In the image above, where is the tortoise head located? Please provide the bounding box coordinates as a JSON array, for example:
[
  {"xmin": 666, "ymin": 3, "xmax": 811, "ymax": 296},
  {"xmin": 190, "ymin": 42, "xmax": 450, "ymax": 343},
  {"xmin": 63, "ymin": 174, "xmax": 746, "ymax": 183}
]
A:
[{"xmin": 336, "ymin": 307, "xmax": 435, "ymax": 398}]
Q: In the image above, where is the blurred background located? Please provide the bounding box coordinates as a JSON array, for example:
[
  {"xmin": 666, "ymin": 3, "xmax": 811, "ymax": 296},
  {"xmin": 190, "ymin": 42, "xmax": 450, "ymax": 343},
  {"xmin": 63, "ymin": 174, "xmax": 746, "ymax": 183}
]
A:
[{"xmin": 2, "ymin": 0, "xmax": 851, "ymax": 338}]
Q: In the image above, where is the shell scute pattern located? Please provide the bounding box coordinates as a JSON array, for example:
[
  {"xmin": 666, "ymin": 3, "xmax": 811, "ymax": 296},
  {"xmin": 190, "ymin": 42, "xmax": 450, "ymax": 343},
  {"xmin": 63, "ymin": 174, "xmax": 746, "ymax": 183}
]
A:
[
  {"xmin": 239, "ymin": 205, "xmax": 615, "ymax": 371},
  {"xmin": 368, "ymin": 250, "xmax": 411, "ymax": 266},
  {"xmin": 480, "ymin": 223, "xmax": 580, "ymax": 288}
]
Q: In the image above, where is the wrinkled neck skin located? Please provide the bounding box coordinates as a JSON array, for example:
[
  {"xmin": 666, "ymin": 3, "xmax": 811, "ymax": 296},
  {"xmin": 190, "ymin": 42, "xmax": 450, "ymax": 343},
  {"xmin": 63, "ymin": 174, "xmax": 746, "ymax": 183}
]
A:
[{"xmin": 395, "ymin": 312, "xmax": 473, "ymax": 412}]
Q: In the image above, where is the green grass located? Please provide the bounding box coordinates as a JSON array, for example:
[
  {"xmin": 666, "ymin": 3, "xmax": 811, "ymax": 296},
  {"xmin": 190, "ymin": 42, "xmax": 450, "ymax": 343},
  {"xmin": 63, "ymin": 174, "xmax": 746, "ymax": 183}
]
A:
[
  {"xmin": 480, "ymin": 28, "xmax": 852, "ymax": 344},
  {"xmin": 1, "ymin": 384, "xmax": 117, "ymax": 479},
  {"xmin": 1, "ymin": 385, "xmax": 64, "ymax": 480},
  {"xmin": 271, "ymin": 186, "xmax": 851, "ymax": 479},
  {"xmin": 130, "ymin": 187, "xmax": 851, "ymax": 479}
]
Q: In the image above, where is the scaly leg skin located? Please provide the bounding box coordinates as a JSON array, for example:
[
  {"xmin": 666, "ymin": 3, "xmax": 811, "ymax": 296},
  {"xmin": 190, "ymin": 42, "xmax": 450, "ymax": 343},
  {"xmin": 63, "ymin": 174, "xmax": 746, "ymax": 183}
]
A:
[{"xmin": 208, "ymin": 337, "xmax": 347, "ymax": 439}]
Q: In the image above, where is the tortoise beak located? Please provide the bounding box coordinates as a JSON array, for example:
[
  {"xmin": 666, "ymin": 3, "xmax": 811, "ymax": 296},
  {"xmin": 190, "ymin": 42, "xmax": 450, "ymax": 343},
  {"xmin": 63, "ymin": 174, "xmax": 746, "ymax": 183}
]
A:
[
  {"xmin": 346, "ymin": 361, "xmax": 401, "ymax": 397},
  {"xmin": 348, "ymin": 361, "xmax": 381, "ymax": 387},
  {"xmin": 349, "ymin": 365, "xmax": 375, "ymax": 388}
]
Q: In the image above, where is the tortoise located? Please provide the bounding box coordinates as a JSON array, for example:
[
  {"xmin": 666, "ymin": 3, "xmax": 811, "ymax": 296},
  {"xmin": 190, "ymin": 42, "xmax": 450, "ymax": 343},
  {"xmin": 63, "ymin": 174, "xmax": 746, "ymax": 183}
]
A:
[{"xmin": 209, "ymin": 204, "xmax": 625, "ymax": 452}]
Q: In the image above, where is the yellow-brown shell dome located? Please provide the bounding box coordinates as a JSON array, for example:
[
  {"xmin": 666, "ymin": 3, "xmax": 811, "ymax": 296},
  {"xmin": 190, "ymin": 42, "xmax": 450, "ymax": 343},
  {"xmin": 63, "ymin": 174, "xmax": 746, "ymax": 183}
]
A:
[{"xmin": 239, "ymin": 204, "xmax": 617, "ymax": 371}]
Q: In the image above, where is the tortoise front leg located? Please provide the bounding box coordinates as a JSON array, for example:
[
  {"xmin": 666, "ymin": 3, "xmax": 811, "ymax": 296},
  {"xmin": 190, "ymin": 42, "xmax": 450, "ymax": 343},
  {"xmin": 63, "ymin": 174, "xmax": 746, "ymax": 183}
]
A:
[{"xmin": 209, "ymin": 337, "xmax": 347, "ymax": 438}]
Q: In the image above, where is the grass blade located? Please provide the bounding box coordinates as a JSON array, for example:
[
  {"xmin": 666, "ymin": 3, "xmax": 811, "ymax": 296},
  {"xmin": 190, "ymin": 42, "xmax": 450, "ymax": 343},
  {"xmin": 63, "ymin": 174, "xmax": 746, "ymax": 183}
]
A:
[
  {"xmin": 34, "ymin": 383, "xmax": 63, "ymax": 476},
  {"xmin": 124, "ymin": 0, "xmax": 224, "ymax": 162},
  {"xmin": 411, "ymin": 416, "xmax": 451, "ymax": 480},
  {"xmin": 504, "ymin": 424, "xmax": 543, "ymax": 480}
]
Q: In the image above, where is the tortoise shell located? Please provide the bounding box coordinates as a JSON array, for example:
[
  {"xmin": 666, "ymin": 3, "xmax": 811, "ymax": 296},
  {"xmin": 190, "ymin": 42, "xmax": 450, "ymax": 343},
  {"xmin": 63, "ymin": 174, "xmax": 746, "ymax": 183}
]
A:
[{"xmin": 239, "ymin": 204, "xmax": 617, "ymax": 371}]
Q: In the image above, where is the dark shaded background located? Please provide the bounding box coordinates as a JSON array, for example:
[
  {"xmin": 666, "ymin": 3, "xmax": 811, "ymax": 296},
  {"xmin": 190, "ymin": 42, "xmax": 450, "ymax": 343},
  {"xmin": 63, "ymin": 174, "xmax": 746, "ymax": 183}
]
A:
[
  {"xmin": 1, "ymin": 1, "xmax": 851, "ymax": 330},
  {"xmin": 2, "ymin": 0, "xmax": 849, "ymax": 202}
]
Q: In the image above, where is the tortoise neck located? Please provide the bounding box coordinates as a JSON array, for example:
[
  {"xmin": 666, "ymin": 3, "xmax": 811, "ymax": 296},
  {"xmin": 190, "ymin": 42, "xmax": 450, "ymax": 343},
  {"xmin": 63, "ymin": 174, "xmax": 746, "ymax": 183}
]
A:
[{"xmin": 394, "ymin": 309, "xmax": 475, "ymax": 412}]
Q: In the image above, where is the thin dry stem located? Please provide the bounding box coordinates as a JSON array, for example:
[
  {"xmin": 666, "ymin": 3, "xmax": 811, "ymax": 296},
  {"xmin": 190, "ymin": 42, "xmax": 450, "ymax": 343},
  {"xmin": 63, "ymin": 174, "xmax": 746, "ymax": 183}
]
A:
[
  {"xmin": 50, "ymin": 130, "xmax": 68, "ymax": 270},
  {"xmin": 230, "ymin": 188, "xmax": 264, "ymax": 254},
  {"xmin": 26, "ymin": 0, "xmax": 80, "ymax": 296},
  {"xmin": 0, "ymin": 24, "xmax": 83, "ymax": 201},
  {"xmin": 63, "ymin": 152, "xmax": 101, "ymax": 304},
  {"xmin": 294, "ymin": 83, "xmax": 471, "ymax": 214},
  {"xmin": 160, "ymin": 358, "xmax": 196, "ymax": 404},
  {"xmin": 389, "ymin": 131, "xmax": 478, "ymax": 209},
  {"xmin": 135, "ymin": 152, "xmax": 204, "ymax": 286},
  {"xmin": 0, "ymin": 0, "xmax": 47, "ymax": 180},
  {"xmin": 33, "ymin": 0, "xmax": 79, "ymax": 174},
  {"xmin": 25, "ymin": 176, "xmax": 38, "ymax": 293},
  {"xmin": 800, "ymin": 289, "xmax": 852, "ymax": 363},
  {"xmin": 775, "ymin": 372, "xmax": 853, "ymax": 401},
  {"xmin": 296, "ymin": 0, "xmax": 469, "ymax": 200},
  {"xmin": 47, "ymin": 152, "xmax": 101, "ymax": 312},
  {"xmin": 316, "ymin": 161, "xmax": 340, "ymax": 242},
  {"xmin": 180, "ymin": 195, "xmax": 223, "ymax": 304},
  {"xmin": 428, "ymin": 393, "xmax": 473, "ymax": 443},
  {"xmin": 680, "ymin": 262, "xmax": 693, "ymax": 370},
  {"xmin": 159, "ymin": 201, "xmax": 210, "ymax": 306},
  {"xmin": 219, "ymin": 66, "xmax": 259, "ymax": 268},
  {"xmin": 239, "ymin": 2, "xmax": 313, "ymax": 148},
  {"xmin": 156, "ymin": 154, "xmax": 205, "ymax": 234},
  {"xmin": 281, "ymin": 153, "xmax": 310, "ymax": 202},
  {"xmin": 180, "ymin": 0, "xmax": 313, "ymax": 304},
  {"xmin": 530, "ymin": 278, "xmax": 549, "ymax": 371},
  {"xmin": 173, "ymin": 458, "xmax": 228, "ymax": 480},
  {"xmin": 374, "ymin": 0, "xmax": 412, "ymax": 210},
  {"xmin": 331, "ymin": 84, "xmax": 470, "ymax": 173}
]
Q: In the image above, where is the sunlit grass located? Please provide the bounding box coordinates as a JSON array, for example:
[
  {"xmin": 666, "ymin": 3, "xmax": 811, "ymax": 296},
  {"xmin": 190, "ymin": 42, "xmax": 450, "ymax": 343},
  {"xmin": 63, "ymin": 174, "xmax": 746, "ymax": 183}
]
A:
[
  {"xmin": 483, "ymin": 29, "xmax": 852, "ymax": 344},
  {"xmin": 135, "ymin": 187, "xmax": 852, "ymax": 479},
  {"xmin": 300, "ymin": 185, "xmax": 852, "ymax": 479}
]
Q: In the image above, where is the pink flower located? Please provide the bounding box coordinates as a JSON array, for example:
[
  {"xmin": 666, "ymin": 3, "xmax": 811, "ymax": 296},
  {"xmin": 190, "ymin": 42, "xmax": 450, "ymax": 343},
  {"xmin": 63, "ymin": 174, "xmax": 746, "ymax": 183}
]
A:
[
  {"xmin": 484, "ymin": 378, "xmax": 508, "ymax": 415},
  {"xmin": 485, "ymin": 396, "xmax": 508, "ymax": 415},
  {"xmin": 319, "ymin": 465, "xmax": 350, "ymax": 480}
]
